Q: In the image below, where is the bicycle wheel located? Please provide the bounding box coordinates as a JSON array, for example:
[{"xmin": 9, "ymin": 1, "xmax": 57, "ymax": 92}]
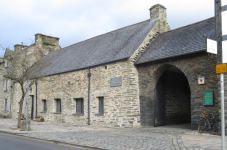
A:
[
  {"xmin": 198, "ymin": 119, "xmax": 206, "ymax": 133},
  {"xmin": 213, "ymin": 120, "xmax": 221, "ymax": 136}
]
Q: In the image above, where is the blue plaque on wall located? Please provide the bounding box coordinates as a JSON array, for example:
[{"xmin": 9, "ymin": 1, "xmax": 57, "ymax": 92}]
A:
[{"xmin": 110, "ymin": 76, "xmax": 122, "ymax": 87}]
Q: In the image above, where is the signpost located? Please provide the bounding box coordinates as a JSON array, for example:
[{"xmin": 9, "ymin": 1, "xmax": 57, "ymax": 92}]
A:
[
  {"xmin": 221, "ymin": 1, "xmax": 227, "ymax": 150},
  {"xmin": 222, "ymin": 0, "xmax": 227, "ymax": 64},
  {"xmin": 207, "ymin": 38, "xmax": 218, "ymax": 54},
  {"xmin": 222, "ymin": 41, "xmax": 227, "ymax": 63},
  {"xmin": 216, "ymin": 0, "xmax": 227, "ymax": 149},
  {"xmin": 216, "ymin": 64, "xmax": 227, "ymax": 73}
]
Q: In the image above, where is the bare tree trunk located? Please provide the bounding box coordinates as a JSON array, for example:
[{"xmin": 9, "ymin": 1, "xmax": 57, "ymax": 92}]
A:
[{"xmin": 17, "ymin": 83, "xmax": 25, "ymax": 128}]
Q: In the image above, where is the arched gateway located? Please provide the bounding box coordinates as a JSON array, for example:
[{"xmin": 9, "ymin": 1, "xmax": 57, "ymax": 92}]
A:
[
  {"xmin": 153, "ymin": 65, "xmax": 191, "ymax": 127},
  {"xmin": 136, "ymin": 51, "xmax": 219, "ymax": 130}
]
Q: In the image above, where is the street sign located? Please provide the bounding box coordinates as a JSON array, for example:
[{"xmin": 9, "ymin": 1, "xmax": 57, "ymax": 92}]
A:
[
  {"xmin": 216, "ymin": 64, "xmax": 227, "ymax": 73},
  {"xmin": 222, "ymin": 0, "xmax": 227, "ymax": 63},
  {"xmin": 222, "ymin": 41, "xmax": 227, "ymax": 63},
  {"xmin": 222, "ymin": 10, "xmax": 227, "ymax": 36},
  {"xmin": 222, "ymin": 0, "xmax": 227, "ymax": 6},
  {"xmin": 198, "ymin": 77, "xmax": 205, "ymax": 84},
  {"xmin": 207, "ymin": 38, "xmax": 217, "ymax": 54},
  {"xmin": 203, "ymin": 90, "xmax": 214, "ymax": 106}
]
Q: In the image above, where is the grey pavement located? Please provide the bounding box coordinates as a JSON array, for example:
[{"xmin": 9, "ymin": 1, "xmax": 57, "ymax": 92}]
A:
[{"xmin": 0, "ymin": 119, "xmax": 225, "ymax": 150}]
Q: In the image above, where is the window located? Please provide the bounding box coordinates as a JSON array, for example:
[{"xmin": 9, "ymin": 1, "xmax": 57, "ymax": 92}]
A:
[
  {"xmin": 76, "ymin": 99, "xmax": 84, "ymax": 114},
  {"xmin": 55, "ymin": 99, "xmax": 61, "ymax": 113},
  {"xmin": 98, "ymin": 97, "xmax": 104, "ymax": 115},
  {"xmin": 43, "ymin": 100, "xmax": 47, "ymax": 112},
  {"xmin": 5, "ymin": 60, "xmax": 7, "ymax": 67},
  {"xmin": 4, "ymin": 79, "xmax": 8, "ymax": 91},
  {"xmin": 5, "ymin": 99, "xmax": 7, "ymax": 111}
]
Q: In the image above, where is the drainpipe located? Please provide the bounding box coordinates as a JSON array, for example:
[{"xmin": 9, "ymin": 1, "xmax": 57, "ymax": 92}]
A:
[
  {"xmin": 10, "ymin": 80, "xmax": 13, "ymax": 118},
  {"xmin": 35, "ymin": 81, "xmax": 38, "ymax": 117},
  {"xmin": 87, "ymin": 68, "xmax": 91, "ymax": 125}
]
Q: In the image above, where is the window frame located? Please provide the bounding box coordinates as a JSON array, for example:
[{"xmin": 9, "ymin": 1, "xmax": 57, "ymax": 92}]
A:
[
  {"xmin": 42, "ymin": 100, "xmax": 47, "ymax": 113},
  {"xmin": 5, "ymin": 60, "xmax": 8, "ymax": 68},
  {"xmin": 76, "ymin": 98, "xmax": 84, "ymax": 114},
  {"xmin": 5, "ymin": 99, "xmax": 7, "ymax": 111},
  {"xmin": 4, "ymin": 79, "xmax": 8, "ymax": 91},
  {"xmin": 55, "ymin": 99, "xmax": 61, "ymax": 113},
  {"xmin": 98, "ymin": 97, "xmax": 104, "ymax": 115}
]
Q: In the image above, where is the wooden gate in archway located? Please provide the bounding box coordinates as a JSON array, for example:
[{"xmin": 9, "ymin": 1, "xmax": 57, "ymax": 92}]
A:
[{"xmin": 154, "ymin": 73, "xmax": 166, "ymax": 127}]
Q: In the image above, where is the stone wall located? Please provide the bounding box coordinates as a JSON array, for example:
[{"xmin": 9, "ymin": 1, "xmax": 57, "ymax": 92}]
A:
[
  {"xmin": 164, "ymin": 71, "xmax": 191, "ymax": 124},
  {"xmin": 12, "ymin": 59, "xmax": 140, "ymax": 128},
  {"xmin": 137, "ymin": 52, "xmax": 219, "ymax": 129},
  {"xmin": 0, "ymin": 61, "xmax": 4, "ymax": 116},
  {"xmin": 0, "ymin": 60, "xmax": 12, "ymax": 118}
]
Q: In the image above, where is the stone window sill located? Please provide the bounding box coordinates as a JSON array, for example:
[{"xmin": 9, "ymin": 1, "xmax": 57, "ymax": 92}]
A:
[
  {"xmin": 95, "ymin": 113, "xmax": 104, "ymax": 116},
  {"xmin": 4, "ymin": 90, "xmax": 8, "ymax": 92},
  {"xmin": 72, "ymin": 113, "xmax": 84, "ymax": 116},
  {"xmin": 40, "ymin": 112, "xmax": 47, "ymax": 113},
  {"xmin": 52, "ymin": 112, "xmax": 61, "ymax": 114}
]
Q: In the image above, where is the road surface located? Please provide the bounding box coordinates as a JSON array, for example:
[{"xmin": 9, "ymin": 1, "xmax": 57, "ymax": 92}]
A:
[{"xmin": 0, "ymin": 132, "xmax": 96, "ymax": 150}]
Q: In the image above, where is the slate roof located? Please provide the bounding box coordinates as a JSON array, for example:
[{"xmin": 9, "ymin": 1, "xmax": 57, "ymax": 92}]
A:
[
  {"xmin": 135, "ymin": 17, "xmax": 215, "ymax": 65},
  {"xmin": 37, "ymin": 19, "xmax": 158, "ymax": 76}
]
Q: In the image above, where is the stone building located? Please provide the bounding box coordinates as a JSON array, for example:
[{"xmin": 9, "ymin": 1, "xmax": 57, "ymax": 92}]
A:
[
  {"xmin": 1, "ymin": 4, "xmax": 226, "ymax": 130},
  {"xmin": 0, "ymin": 34, "xmax": 60, "ymax": 120},
  {"xmin": 0, "ymin": 50, "xmax": 13, "ymax": 118}
]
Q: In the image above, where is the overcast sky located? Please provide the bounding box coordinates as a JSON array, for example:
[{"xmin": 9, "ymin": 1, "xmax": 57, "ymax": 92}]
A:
[{"xmin": 0, "ymin": 0, "xmax": 215, "ymax": 57}]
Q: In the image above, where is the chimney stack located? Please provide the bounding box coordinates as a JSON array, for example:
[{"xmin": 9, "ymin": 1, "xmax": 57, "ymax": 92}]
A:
[
  {"xmin": 149, "ymin": 4, "xmax": 170, "ymax": 33},
  {"xmin": 14, "ymin": 44, "xmax": 28, "ymax": 51},
  {"xmin": 149, "ymin": 4, "xmax": 167, "ymax": 22}
]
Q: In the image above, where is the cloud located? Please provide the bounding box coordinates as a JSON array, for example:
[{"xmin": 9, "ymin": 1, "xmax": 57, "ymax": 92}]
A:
[
  {"xmin": 112, "ymin": 0, "xmax": 213, "ymax": 13},
  {"xmin": 48, "ymin": 0, "xmax": 78, "ymax": 7},
  {"xmin": 0, "ymin": 0, "xmax": 215, "ymax": 57},
  {"xmin": 1, "ymin": 0, "xmax": 33, "ymax": 13}
]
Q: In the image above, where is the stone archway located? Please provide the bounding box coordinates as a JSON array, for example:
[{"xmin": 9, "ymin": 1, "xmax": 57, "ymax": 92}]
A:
[
  {"xmin": 138, "ymin": 53, "xmax": 219, "ymax": 130},
  {"xmin": 154, "ymin": 65, "xmax": 191, "ymax": 127},
  {"xmin": 139, "ymin": 63, "xmax": 194, "ymax": 128}
]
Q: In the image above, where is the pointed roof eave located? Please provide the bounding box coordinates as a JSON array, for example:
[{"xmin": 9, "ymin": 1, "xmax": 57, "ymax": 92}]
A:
[{"xmin": 4, "ymin": 48, "xmax": 13, "ymax": 58}]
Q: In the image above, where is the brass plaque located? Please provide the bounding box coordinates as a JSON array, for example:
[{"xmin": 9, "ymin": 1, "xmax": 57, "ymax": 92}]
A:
[{"xmin": 216, "ymin": 64, "xmax": 227, "ymax": 73}]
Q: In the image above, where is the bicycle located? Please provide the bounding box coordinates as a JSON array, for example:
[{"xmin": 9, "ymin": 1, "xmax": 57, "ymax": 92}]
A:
[{"xmin": 198, "ymin": 111, "xmax": 221, "ymax": 135}]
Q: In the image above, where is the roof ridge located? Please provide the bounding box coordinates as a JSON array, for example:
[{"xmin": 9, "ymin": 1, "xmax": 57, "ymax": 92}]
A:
[
  {"xmin": 162, "ymin": 17, "xmax": 215, "ymax": 35},
  {"xmin": 55, "ymin": 19, "xmax": 150, "ymax": 52}
]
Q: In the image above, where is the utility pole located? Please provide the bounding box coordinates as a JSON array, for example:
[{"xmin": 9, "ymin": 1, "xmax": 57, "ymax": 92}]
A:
[
  {"xmin": 24, "ymin": 84, "xmax": 29, "ymax": 119},
  {"xmin": 216, "ymin": 0, "xmax": 227, "ymax": 149}
]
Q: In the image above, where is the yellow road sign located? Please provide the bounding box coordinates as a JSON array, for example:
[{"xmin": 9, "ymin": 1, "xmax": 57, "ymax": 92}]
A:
[{"xmin": 216, "ymin": 64, "xmax": 227, "ymax": 73}]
